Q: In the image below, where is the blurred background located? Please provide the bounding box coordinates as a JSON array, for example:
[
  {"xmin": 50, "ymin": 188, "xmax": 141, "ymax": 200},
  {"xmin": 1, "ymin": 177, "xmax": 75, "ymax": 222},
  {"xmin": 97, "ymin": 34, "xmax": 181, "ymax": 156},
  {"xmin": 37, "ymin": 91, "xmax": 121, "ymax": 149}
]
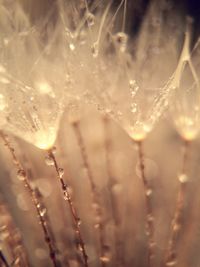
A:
[{"xmin": 0, "ymin": 1, "xmax": 200, "ymax": 267}]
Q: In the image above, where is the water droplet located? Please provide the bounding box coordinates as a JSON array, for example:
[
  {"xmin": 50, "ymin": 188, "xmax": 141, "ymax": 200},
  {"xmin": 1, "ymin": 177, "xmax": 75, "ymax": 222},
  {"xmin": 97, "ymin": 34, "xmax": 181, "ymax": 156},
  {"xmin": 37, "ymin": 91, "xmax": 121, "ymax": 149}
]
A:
[
  {"xmin": 40, "ymin": 207, "xmax": 47, "ymax": 217},
  {"xmin": 114, "ymin": 32, "xmax": 128, "ymax": 52},
  {"xmin": 69, "ymin": 43, "xmax": 75, "ymax": 51},
  {"xmin": 179, "ymin": 174, "xmax": 188, "ymax": 183},
  {"xmin": 91, "ymin": 202, "xmax": 99, "ymax": 211},
  {"xmin": 129, "ymin": 80, "xmax": 139, "ymax": 97},
  {"xmin": 50, "ymin": 146, "xmax": 56, "ymax": 154},
  {"xmin": 94, "ymin": 215, "xmax": 102, "ymax": 224},
  {"xmin": 45, "ymin": 156, "xmax": 54, "ymax": 166},
  {"xmin": 78, "ymin": 243, "xmax": 83, "ymax": 252},
  {"xmin": 129, "ymin": 79, "xmax": 135, "ymax": 88},
  {"xmin": 173, "ymin": 223, "xmax": 180, "ymax": 232},
  {"xmin": 12, "ymin": 257, "xmax": 20, "ymax": 265},
  {"xmin": 77, "ymin": 218, "xmax": 82, "ymax": 226},
  {"xmin": 91, "ymin": 42, "xmax": 98, "ymax": 57},
  {"xmin": 94, "ymin": 223, "xmax": 100, "ymax": 229},
  {"xmin": 166, "ymin": 260, "xmax": 177, "ymax": 266},
  {"xmin": 146, "ymin": 189, "xmax": 152, "ymax": 196},
  {"xmin": 86, "ymin": 12, "xmax": 95, "ymax": 27},
  {"xmin": 3, "ymin": 38, "xmax": 9, "ymax": 46},
  {"xmin": 36, "ymin": 82, "xmax": 52, "ymax": 94},
  {"xmin": 63, "ymin": 192, "xmax": 70, "ymax": 201},
  {"xmin": 100, "ymin": 256, "xmax": 110, "ymax": 263},
  {"xmin": 37, "ymin": 203, "xmax": 41, "ymax": 209},
  {"xmin": 111, "ymin": 183, "xmax": 122, "ymax": 194},
  {"xmin": 147, "ymin": 215, "xmax": 154, "ymax": 223},
  {"xmin": 17, "ymin": 169, "xmax": 26, "ymax": 181},
  {"xmin": 131, "ymin": 103, "xmax": 137, "ymax": 113},
  {"xmin": 58, "ymin": 168, "xmax": 64, "ymax": 178}
]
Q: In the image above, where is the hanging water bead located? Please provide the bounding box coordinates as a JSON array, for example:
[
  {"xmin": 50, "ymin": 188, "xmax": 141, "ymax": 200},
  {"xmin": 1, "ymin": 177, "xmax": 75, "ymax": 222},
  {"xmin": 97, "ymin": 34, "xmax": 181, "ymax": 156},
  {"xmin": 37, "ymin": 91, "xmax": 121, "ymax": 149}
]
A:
[
  {"xmin": 129, "ymin": 80, "xmax": 139, "ymax": 98},
  {"xmin": 131, "ymin": 103, "xmax": 137, "ymax": 113},
  {"xmin": 77, "ymin": 218, "xmax": 82, "ymax": 226},
  {"xmin": 166, "ymin": 260, "xmax": 177, "ymax": 266},
  {"xmin": 45, "ymin": 155, "xmax": 54, "ymax": 166},
  {"xmin": 114, "ymin": 32, "xmax": 128, "ymax": 53},
  {"xmin": 58, "ymin": 168, "xmax": 64, "ymax": 178},
  {"xmin": 69, "ymin": 43, "xmax": 75, "ymax": 51},
  {"xmin": 146, "ymin": 188, "xmax": 153, "ymax": 197},
  {"xmin": 91, "ymin": 42, "xmax": 98, "ymax": 58},
  {"xmin": 51, "ymin": 146, "xmax": 57, "ymax": 154},
  {"xmin": 178, "ymin": 174, "xmax": 188, "ymax": 183},
  {"xmin": 111, "ymin": 183, "xmax": 122, "ymax": 194},
  {"xmin": 86, "ymin": 12, "xmax": 95, "ymax": 27},
  {"xmin": 40, "ymin": 207, "xmax": 47, "ymax": 217},
  {"xmin": 99, "ymin": 256, "xmax": 110, "ymax": 263},
  {"xmin": 17, "ymin": 169, "xmax": 26, "ymax": 181}
]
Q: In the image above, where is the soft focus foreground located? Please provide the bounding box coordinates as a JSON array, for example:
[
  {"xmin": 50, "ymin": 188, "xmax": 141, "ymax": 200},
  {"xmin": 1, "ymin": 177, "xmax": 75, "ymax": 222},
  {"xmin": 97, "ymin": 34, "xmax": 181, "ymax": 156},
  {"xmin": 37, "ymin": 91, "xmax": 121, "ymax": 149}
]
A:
[{"xmin": 0, "ymin": 0, "xmax": 200, "ymax": 267}]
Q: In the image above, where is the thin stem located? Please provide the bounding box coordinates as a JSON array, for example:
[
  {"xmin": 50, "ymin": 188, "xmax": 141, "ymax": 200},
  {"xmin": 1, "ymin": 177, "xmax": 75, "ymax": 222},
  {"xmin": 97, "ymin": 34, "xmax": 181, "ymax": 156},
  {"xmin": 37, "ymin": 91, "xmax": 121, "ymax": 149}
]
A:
[
  {"xmin": 0, "ymin": 132, "xmax": 59, "ymax": 267},
  {"xmin": 103, "ymin": 116, "xmax": 124, "ymax": 266},
  {"xmin": 47, "ymin": 149, "xmax": 88, "ymax": 267},
  {"xmin": 164, "ymin": 139, "xmax": 190, "ymax": 267},
  {"xmin": 137, "ymin": 140, "xmax": 155, "ymax": 267},
  {"xmin": 0, "ymin": 202, "xmax": 29, "ymax": 267},
  {"xmin": 0, "ymin": 251, "xmax": 10, "ymax": 267},
  {"xmin": 72, "ymin": 121, "xmax": 106, "ymax": 267},
  {"xmin": 122, "ymin": 0, "xmax": 127, "ymax": 32}
]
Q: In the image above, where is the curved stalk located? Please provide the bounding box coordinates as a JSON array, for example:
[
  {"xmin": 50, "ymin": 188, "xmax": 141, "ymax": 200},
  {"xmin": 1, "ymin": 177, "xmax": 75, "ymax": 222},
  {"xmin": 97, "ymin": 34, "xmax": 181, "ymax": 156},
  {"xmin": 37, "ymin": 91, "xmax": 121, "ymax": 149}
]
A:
[
  {"xmin": 47, "ymin": 149, "xmax": 88, "ymax": 267},
  {"xmin": 0, "ymin": 132, "xmax": 59, "ymax": 267}
]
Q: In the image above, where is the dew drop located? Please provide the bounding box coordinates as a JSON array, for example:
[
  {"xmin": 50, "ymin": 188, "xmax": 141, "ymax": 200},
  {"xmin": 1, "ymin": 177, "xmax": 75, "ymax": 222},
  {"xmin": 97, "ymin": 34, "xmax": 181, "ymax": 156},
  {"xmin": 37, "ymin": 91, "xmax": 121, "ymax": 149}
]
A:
[
  {"xmin": 146, "ymin": 189, "xmax": 152, "ymax": 196},
  {"xmin": 78, "ymin": 243, "xmax": 83, "ymax": 252},
  {"xmin": 63, "ymin": 192, "xmax": 70, "ymax": 201},
  {"xmin": 129, "ymin": 79, "xmax": 135, "ymax": 88},
  {"xmin": 91, "ymin": 202, "xmax": 100, "ymax": 211},
  {"xmin": 91, "ymin": 42, "xmax": 98, "ymax": 57},
  {"xmin": 100, "ymin": 256, "xmax": 110, "ymax": 263},
  {"xmin": 17, "ymin": 169, "xmax": 26, "ymax": 181},
  {"xmin": 111, "ymin": 183, "xmax": 122, "ymax": 194},
  {"xmin": 12, "ymin": 257, "xmax": 20, "ymax": 265},
  {"xmin": 58, "ymin": 168, "xmax": 64, "ymax": 178},
  {"xmin": 114, "ymin": 32, "xmax": 128, "ymax": 52},
  {"xmin": 94, "ymin": 223, "xmax": 100, "ymax": 229},
  {"xmin": 129, "ymin": 80, "xmax": 139, "ymax": 97},
  {"xmin": 77, "ymin": 218, "xmax": 82, "ymax": 226},
  {"xmin": 51, "ymin": 147, "xmax": 56, "ymax": 155},
  {"xmin": 166, "ymin": 260, "xmax": 177, "ymax": 266},
  {"xmin": 45, "ymin": 156, "xmax": 54, "ymax": 166},
  {"xmin": 69, "ymin": 43, "xmax": 75, "ymax": 51},
  {"xmin": 147, "ymin": 215, "xmax": 154, "ymax": 223},
  {"xmin": 86, "ymin": 12, "xmax": 95, "ymax": 27},
  {"xmin": 173, "ymin": 223, "xmax": 180, "ymax": 232},
  {"xmin": 40, "ymin": 207, "xmax": 47, "ymax": 217},
  {"xmin": 179, "ymin": 174, "xmax": 188, "ymax": 183},
  {"xmin": 131, "ymin": 103, "xmax": 137, "ymax": 113},
  {"xmin": 37, "ymin": 203, "xmax": 41, "ymax": 209}
]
